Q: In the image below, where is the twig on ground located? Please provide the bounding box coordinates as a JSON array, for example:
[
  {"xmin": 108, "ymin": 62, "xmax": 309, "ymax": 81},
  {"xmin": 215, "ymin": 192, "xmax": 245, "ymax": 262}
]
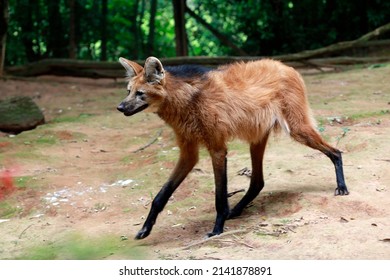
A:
[
  {"xmin": 133, "ymin": 129, "xmax": 163, "ymax": 153},
  {"xmin": 19, "ymin": 224, "xmax": 33, "ymax": 239},
  {"xmin": 227, "ymin": 189, "xmax": 245, "ymax": 197},
  {"xmin": 375, "ymin": 159, "xmax": 390, "ymax": 163},
  {"xmin": 182, "ymin": 229, "xmax": 248, "ymax": 250}
]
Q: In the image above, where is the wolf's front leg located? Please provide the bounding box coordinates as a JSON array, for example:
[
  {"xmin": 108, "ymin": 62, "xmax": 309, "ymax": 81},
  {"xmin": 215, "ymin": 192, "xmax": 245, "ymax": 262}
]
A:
[
  {"xmin": 207, "ymin": 148, "xmax": 229, "ymax": 238},
  {"xmin": 135, "ymin": 180, "xmax": 176, "ymax": 239},
  {"xmin": 135, "ymin": 141, "xmax": 199, "ymax": 239}
]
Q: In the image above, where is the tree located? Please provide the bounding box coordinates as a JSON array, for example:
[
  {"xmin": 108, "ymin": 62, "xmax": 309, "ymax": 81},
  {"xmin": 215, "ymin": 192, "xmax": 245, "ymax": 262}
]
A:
[
  {"xmin": 0, "ymin": 0, "xmax": 9, "ymax": 76},
  {"xmin": 172, "ymin": 0, "xmax": 188, "ymax": 56},
  {"xmin": 69, "ymin": 0, "xmax": 77, "ymax": 59},
  {"xmin": 19, "ymin": 0, "xmax": 38, "ymax": 62},
  {"xmin": 46, "ymin": 0, "xmax": 67, "ymax": 58},
  {"xmin": 3, "ymin": 0, "xmax": 390, "ymax": 66},
  {"xmin": 132, "ymin": 0, "xmax": 141, "ymax": 59},
  {"xmin": 146, "ymin": 0, "xmax": 157, "ymax": 56},
  {"xmin": 100, "ymin": 0, "xmax": 108, "ymax": 61}
]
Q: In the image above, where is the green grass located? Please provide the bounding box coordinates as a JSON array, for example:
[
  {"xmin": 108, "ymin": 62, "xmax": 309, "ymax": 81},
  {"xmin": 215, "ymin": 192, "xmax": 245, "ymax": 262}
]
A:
[
  {"xmin": 348, "ymin": 109, "xmax": 390, "ymax": 121},
  {"xmin": 51, "ymin": 113, "xmax": 95, "ymax": 124},
  {"xmin": 15, "ymin": 176, "xmax": 30, "ymax": 189},
  {"xmin": 35, "ymin": 135, "xmax": 57, "ymax": 145},
  {"xmin": 7, "ymin": 129, "xmax": 57, "ymax": 147},
  {"xmin": 0, "ymin": 201, "xmax": 22, "ymax": 219},
  {"xmin": 15, "ymin": 176, "xmax": 40, "ymax": 189},
  {"xmin": 14, "ymin": 233, "xmax": 145, "ymax": 260},
  {"xmin": 120, "ymin": 155, "xmax": 134, "ymax": 164}
]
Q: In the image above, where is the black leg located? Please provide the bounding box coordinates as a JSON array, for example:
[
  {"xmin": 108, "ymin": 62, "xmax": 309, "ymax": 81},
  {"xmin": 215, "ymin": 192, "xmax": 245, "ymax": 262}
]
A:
[
  {"xmin": 135, "ymin": 180, "xmax": 178, "ymax": 239},
  {"xmin": 229, "ymin": 134, "xmax": 269, "ymax": 219},
  {"xmin": 207, "ymin": 149, "xmax": 229, "ymax": 237},
  {"xmin": 290, "ymin": 125, "xmax": 349, "ymax": 195},
  {"xmin": 326, "ymin": 150, "xmax": 349, "ymax": 195},
  {"xmin": 135, "ymin": 141, "xmax": 199, "ymax": 239}
]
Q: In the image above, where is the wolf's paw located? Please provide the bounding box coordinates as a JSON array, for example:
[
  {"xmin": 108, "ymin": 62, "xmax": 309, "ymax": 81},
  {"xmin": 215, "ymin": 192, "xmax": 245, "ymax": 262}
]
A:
[
  {"xmin": 206, "ymin": 230, "xmax": 223, "ymax": 238},
  {"xmin": 134, "ymin": 227, "xmax": 151, "ymax": 240},
  {"xmin": 335, "ymin": 185, "xmax": 349, "ymax": 196}
]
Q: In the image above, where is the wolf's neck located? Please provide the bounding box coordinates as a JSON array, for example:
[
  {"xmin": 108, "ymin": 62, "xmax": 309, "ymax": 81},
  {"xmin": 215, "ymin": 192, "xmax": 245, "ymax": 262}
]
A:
[{"xmin": 157, "ymin": 75, "xmax": 202, "ymax": 130}]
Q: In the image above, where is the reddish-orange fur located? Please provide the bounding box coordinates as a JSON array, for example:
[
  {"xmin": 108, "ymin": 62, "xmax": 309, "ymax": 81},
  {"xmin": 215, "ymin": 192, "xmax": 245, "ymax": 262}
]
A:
[
  {"xmin": 117, "ymin": 57, "xmax": 348, "ymax": 239},
  {"xmin": 126, "ymin": 59, "xmax": 335, "ymax": 153}
]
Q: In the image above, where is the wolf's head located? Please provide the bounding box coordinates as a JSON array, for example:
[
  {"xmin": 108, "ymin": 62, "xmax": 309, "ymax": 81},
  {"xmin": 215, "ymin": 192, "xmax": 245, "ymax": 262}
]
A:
[{"xmin": 117, "ymin": 57, "xmax": 167, "ymax": 116}]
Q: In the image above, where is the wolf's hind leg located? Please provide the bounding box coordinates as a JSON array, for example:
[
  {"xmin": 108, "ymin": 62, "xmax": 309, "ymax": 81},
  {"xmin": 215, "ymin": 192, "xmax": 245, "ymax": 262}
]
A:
[
  {"xmin": 228, "ymin": 133, "xmax": 269, "ymax": 219},
  {"xmin": 290, "ymin": 125, "xmax": 349, "ymax": 195}
]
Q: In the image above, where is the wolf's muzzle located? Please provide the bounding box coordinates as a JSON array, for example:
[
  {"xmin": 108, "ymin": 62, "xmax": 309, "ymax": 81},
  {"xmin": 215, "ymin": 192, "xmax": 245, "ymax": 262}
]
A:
[
  {"xmin": 117, "ymin": 103, "xmax": 125, "ymax": 113},
  {"xmin": 116, "ymin": 102, "xmax": 149, "ymax": 116}
]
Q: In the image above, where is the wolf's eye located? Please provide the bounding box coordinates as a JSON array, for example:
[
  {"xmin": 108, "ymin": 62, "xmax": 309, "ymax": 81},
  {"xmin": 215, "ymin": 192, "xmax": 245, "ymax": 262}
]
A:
[
  {"xmin": 135, "ymin": 91, "xmax": 144, "ymax": 97},
  {"xmin": 127, "ymin": 90, "xmax": 130, "ymax": 95}
]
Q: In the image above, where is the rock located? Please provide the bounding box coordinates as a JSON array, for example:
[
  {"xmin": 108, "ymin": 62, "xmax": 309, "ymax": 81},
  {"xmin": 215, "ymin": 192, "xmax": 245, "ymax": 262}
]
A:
[{"xmin": 0, "ymin": 96, "xmax": 45, "ymax": 134}]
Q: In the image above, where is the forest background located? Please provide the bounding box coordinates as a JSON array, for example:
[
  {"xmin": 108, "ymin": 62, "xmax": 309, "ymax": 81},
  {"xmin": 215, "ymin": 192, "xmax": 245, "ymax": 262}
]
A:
[{"xmin": 2, "ymin": 0, "xmax": 390, "ymax": 69}]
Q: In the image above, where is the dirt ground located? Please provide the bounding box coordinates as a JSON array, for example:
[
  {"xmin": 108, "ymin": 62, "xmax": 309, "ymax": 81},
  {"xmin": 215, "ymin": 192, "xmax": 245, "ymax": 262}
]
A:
[{"xmin": 0, "ymin": 65, "xmax": 389, "ymax": 260}]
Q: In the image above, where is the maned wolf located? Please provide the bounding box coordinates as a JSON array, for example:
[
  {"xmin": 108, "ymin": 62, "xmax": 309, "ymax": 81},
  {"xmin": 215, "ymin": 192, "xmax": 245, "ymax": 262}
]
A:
[{"xmin": 117, "ymin": 56, "xmax": 349, "ymax": 240}]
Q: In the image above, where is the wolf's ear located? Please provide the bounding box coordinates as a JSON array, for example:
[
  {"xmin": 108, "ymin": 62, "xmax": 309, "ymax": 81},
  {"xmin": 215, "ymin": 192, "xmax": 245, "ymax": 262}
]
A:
[
  {"xmin": 119, "ymin": 57, "xmax": 143, "ymax": 78},
  {"xmin": 144, "ymin": 57, "xmax": 165, "ymax": 84}
]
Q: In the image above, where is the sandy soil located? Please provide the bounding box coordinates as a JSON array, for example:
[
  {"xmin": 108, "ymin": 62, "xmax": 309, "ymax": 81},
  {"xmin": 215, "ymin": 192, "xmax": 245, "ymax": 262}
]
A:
[{"xmin": 0, "ymin": 66, "xmax": 389, "ymax": 260}]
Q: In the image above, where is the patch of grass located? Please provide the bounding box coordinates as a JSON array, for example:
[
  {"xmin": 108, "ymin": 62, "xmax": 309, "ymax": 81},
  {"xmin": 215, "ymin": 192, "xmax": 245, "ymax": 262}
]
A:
[
  {"xmin": 93, "ymin": 202, "xmax": 107, "ymax": 212},
  {"xmin": 15, "ymin": 176, "xmax": 30, "ymax": 189},
  {"xmin": 279, "ymin": 218, "xmax": 292, "ymax": 224},
  {"xmin": 12, "ymin": 150, "xmax": 42, "ymax": 160},
  {"xmin": 336, "ymin": 127, "xmax": 351, "ymax": 145},
  {"xmin": 349, "ymin": 109, "xmax": 390, "ymax": 121},
  {"xmin": 15, "ymin": 176, "xmax": 40, "ymax": 190},
  {"xmin": 156, "ymin": 147, "xmax": 179, "ymax": 162},
  {"xmin": 15, "ymin": 233, "xmax": 145, "ymax": 260},
  {"xmin": 0, "ymin": 201, "xmax": 22, "ymax": 219},
  {"xmin": 8, "ymin": 129, "xmax": 59, "ymax": 147},
  {"xmin": 35, "ymin": 135, "xmax": 57, "ymax": 145},
  {"xmin": 51, "ymin": 113, "xmax": 95, "ymax": 124},
  {"xmin": 368, "ymin": 63, "xmax": 389, "ymax": 69},
  {"xmin": 121, "ymin": 154, "xmax": 135, "ymax": 164},
  {"xmin": 228, "ymin": 140, "xmax": 248, "ymax": 153}
]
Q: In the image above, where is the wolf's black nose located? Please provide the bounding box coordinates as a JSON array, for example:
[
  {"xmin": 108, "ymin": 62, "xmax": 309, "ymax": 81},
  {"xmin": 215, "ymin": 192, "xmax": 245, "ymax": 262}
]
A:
[{"xmin": 117, "ymin": 103, "xmax": 125, "ymax": 112}]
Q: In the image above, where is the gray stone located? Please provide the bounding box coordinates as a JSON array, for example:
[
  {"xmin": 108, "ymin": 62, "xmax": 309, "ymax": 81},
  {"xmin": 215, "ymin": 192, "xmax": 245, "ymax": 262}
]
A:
[{"xmin": 0, "ymin": 96, "xmax": 45, "ymax": 134}]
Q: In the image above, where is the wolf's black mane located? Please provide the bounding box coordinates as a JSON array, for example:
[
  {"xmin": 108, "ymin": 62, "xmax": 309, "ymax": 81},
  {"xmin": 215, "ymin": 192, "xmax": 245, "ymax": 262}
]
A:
[{"xmin": 165, "ymin": 65, "xmax": 212, "ymax": 78}]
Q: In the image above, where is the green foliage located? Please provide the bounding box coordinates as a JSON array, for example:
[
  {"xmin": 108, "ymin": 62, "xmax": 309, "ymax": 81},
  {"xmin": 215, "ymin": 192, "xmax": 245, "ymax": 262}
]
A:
[{"xmin": 5, "ymin": 0, "xmax": 390, "ymax": 65}]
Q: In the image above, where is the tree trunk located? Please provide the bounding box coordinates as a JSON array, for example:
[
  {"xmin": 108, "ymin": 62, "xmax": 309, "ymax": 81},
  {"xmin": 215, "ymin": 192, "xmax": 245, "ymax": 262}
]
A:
[
  {"xmin": 275, "ymin": 22, "xmax": 390, "ymax": 61},
  {"xmin": 133, "ymin": 0, "xmax": 145, "ymax": 59},
  {"xmin": 100, "ymin": 0, "xmax": 108, "ymax": 61},
  {"xmin": 146, "ymin": 0, "xmax": 157, "ymax": 56},
  {"xmin": 68, "ymin": 0, "xmax": 77, "ymax": 59},
  {"xmin": 20, "ymin": 0, "xmax": 37, "ymax": 61},
  {"xmin": 0, "ymin": 0, "xmax": 9, "ymax": 76},
  {"xmin": 172, "ymin": 0, "xmax": 188, "ymax": 56},
  {"xmin": 46, "ymin": 0, "xmax": 66, "ymax": 57},
  {"xmin": 6, "ymin": 53, "xmax": 390, "ymax": 78}
]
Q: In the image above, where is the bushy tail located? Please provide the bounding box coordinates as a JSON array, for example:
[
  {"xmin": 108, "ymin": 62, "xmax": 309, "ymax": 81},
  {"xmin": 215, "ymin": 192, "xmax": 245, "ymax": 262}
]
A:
[{"xmin": 280, "ymin": 67, "xmax": 340, "ymax": 156}]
